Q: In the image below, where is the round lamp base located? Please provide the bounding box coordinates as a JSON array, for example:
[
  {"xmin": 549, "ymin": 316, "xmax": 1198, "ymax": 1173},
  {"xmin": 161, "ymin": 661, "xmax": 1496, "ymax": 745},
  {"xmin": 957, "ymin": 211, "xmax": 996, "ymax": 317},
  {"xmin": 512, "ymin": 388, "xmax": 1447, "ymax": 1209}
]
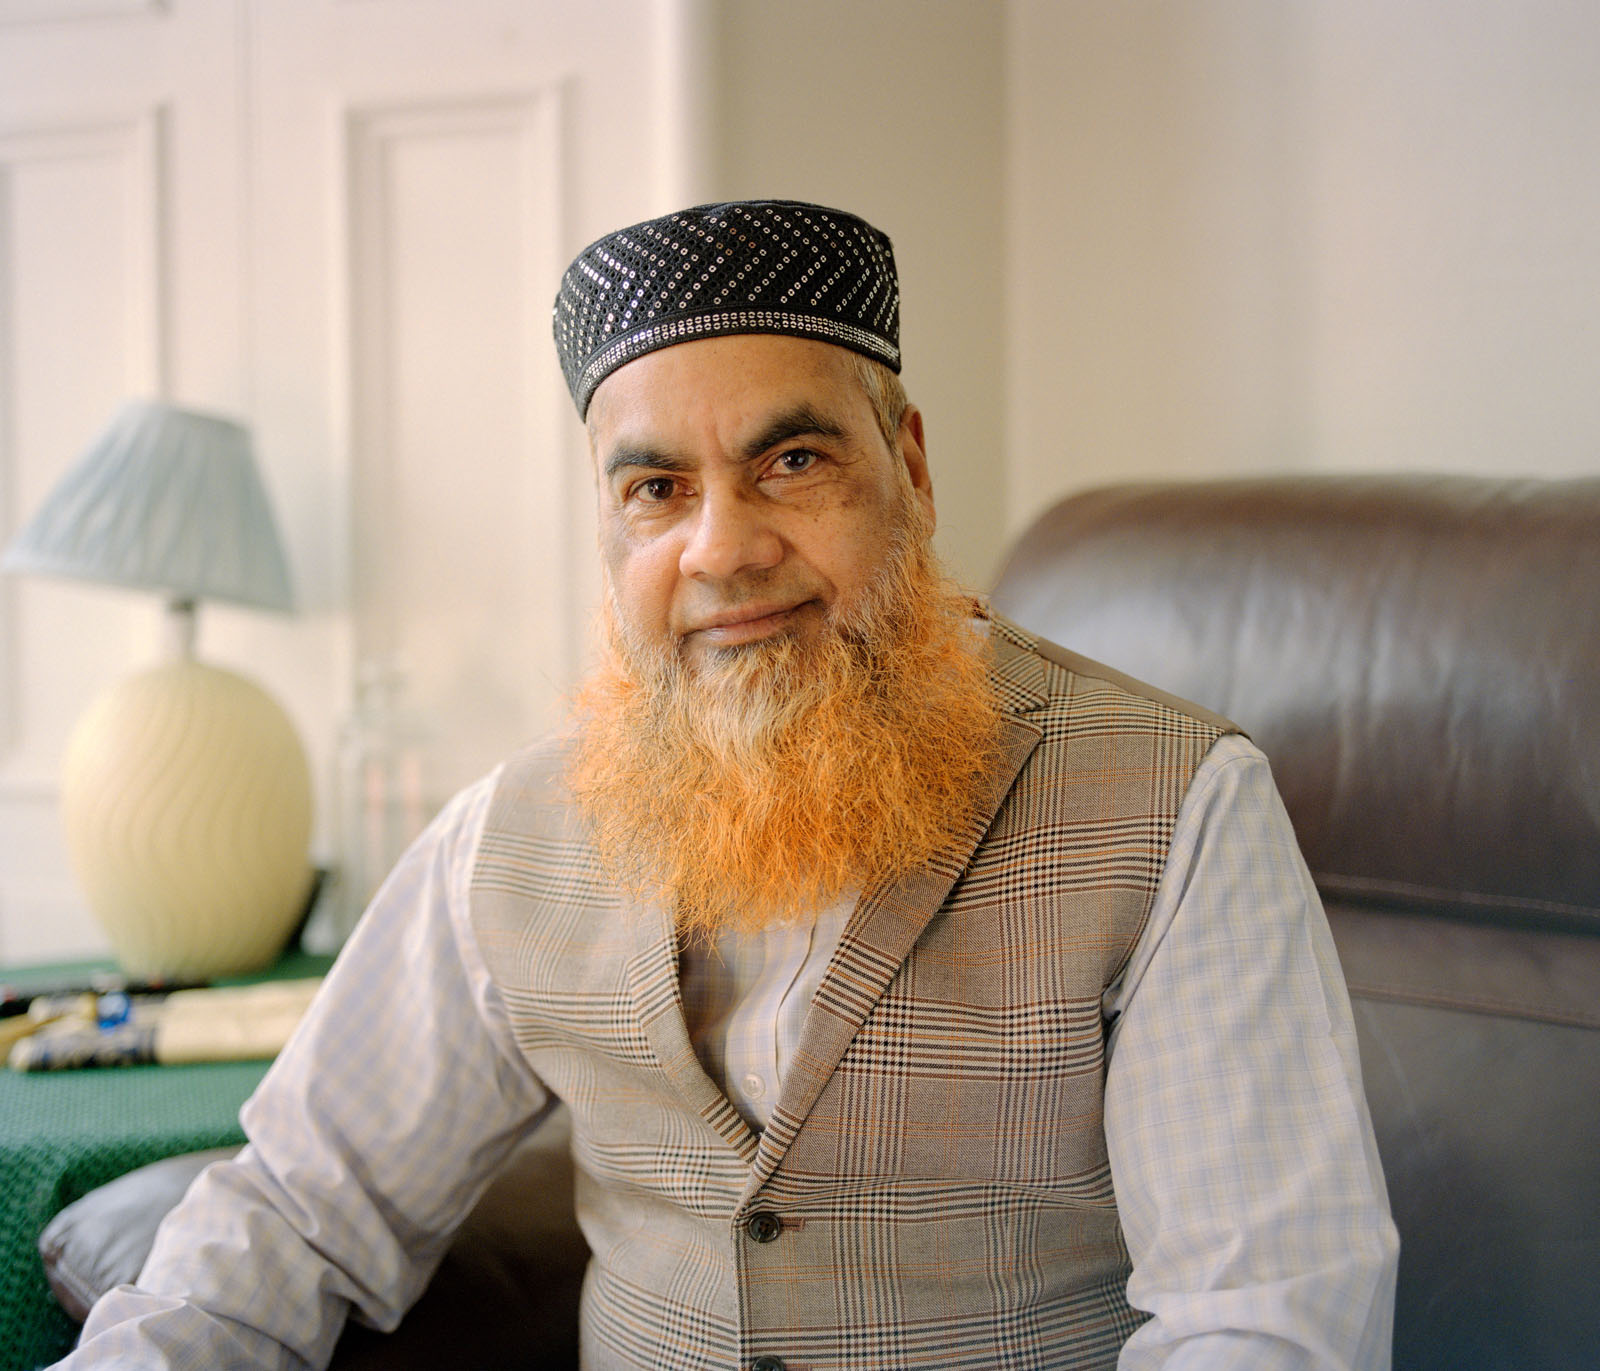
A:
[{"xmin": 60, "ymin": 659, "xmax": 315, "ymax": 979}]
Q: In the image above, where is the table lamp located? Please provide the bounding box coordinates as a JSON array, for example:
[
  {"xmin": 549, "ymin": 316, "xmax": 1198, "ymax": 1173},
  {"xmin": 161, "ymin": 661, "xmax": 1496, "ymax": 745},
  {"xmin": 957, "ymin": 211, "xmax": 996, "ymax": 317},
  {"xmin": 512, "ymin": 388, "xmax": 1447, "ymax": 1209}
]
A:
[{"xmin": 3, "ymin": 400, "xmax": 314, "ymax": 977}]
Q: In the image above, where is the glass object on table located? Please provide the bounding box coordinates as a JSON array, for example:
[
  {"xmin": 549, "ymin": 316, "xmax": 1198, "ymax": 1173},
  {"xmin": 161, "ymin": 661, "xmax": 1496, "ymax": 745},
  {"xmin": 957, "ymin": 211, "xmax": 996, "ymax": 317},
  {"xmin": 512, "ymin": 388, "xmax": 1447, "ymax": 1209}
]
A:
[{"xmin": 324, "ymin": 661, "xmax": 434, "ymax": 947}]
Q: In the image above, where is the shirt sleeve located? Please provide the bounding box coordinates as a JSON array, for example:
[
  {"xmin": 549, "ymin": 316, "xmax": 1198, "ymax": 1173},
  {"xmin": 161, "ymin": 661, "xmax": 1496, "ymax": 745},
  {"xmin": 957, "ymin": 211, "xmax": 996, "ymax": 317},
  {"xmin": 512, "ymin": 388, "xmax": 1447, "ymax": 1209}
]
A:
[
  {"xmin": 1104, "ymin": 733, "xmax": 1399, "ymax": 1371},
  {"xmin": 55, "ymin": 768, "xmax": 554, "ymax": 1371}
]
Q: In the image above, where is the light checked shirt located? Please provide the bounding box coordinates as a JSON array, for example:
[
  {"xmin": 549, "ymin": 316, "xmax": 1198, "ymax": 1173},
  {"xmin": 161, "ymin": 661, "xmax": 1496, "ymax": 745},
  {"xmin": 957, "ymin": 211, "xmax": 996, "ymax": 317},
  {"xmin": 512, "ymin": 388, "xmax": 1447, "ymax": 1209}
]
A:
[{"xmin": 681, "ymin": 894, "xmax": 856, "ymax": 1131}]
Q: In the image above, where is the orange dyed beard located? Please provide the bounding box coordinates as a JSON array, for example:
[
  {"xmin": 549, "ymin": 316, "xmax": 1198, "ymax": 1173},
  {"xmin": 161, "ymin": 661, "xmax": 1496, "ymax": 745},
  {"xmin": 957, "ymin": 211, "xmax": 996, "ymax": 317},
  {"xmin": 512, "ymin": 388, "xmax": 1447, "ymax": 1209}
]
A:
[{"xmin": 567, "ymin": 510, "xmax": 1002, "ymax": 943}]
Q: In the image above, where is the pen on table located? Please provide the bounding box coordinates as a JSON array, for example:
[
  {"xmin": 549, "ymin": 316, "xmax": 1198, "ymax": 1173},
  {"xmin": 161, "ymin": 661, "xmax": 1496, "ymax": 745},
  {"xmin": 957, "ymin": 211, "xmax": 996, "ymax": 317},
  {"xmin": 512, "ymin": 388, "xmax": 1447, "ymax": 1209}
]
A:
[
  {"xmin": 9, "ymin": 1018, "xmax": 160, "ymax": 1070},
  {"xmin": 1, "ymin": 988, "xmax": 152, "ymax": 1056},
  {"xmin": 5, "ymin": 992, "xmax": 168, "ymax": 1068}
]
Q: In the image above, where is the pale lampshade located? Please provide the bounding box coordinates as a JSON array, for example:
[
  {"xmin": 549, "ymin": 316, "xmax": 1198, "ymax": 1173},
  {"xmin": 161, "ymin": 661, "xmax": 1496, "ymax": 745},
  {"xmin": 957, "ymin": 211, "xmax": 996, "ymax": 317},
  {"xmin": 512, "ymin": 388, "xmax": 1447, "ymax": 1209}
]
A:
[
  {"xmin": 5, "ymin": 400, "xmax": 294, "ymax": 614},
  {"xmin": 3, "ymin": 400, "xmax": 314, "ymax": 978}
]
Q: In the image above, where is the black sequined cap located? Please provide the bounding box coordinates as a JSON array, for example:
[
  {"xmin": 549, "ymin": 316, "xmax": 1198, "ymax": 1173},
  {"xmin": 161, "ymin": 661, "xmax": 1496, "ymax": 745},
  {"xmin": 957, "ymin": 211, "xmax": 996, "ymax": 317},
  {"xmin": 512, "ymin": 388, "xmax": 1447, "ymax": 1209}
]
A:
[{"xmin": 553, "ymin": 200, "xmax": 901, "ymax": 417}]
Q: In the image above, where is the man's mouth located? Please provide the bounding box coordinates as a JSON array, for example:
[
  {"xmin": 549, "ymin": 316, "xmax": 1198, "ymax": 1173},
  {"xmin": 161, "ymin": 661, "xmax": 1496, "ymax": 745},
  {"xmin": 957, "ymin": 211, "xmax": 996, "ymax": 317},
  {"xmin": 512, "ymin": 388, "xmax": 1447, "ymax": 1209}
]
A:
[{"xmin": 684, "ymin": 600, "xmax": 817, "ymax": 648}]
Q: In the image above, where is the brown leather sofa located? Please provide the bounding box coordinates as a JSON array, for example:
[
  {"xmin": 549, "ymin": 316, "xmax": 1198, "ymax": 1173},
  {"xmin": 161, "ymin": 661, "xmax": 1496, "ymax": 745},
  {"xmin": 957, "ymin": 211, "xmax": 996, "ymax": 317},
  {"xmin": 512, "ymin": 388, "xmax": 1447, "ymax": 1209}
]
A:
[
  {"xmin": 41, "ymin": 475, "xmax": 1600, "ymax": 1369},
  {"xmin": 993, "ymin": 474, "xmax": 1600, "ymax": 1371}
]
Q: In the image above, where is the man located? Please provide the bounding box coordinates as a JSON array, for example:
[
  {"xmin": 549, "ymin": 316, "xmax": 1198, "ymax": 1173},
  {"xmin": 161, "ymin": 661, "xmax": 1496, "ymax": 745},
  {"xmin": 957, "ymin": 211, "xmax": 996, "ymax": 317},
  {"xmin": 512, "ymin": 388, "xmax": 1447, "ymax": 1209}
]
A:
[{"xmin": 58, "ymin": 200, "xmax": 1397, "ymax": 1369}]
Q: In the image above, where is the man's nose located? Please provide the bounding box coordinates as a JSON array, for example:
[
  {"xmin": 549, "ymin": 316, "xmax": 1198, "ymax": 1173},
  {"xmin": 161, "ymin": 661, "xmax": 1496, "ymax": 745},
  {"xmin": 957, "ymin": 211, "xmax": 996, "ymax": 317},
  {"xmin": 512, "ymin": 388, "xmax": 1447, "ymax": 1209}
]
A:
[{"xmin": 678, "ymin": 487, "xmax": 783, "ymax": 581}]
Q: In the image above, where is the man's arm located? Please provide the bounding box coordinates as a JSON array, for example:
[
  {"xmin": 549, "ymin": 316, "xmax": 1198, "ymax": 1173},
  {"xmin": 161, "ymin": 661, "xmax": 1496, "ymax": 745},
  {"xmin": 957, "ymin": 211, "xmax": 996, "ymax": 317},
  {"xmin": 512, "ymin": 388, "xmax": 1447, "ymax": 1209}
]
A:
[
  {"xmin": 53, "ymin": 770, "xmax": 554, "ymax": 1370},
  {"xmin": 1104, "ymin": 734, "xmax": 1399, "ymax": 1370}
]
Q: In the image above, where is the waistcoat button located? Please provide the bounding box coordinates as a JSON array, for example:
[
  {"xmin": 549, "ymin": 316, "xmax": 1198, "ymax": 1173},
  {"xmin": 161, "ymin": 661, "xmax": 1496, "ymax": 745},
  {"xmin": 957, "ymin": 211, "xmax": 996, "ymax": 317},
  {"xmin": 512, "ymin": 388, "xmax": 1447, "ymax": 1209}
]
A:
[
  {"xmin": 750, "ymin": 1357, "xmax": 787, "ymax": 1371},
  {"xmin": 745, "ymin": 1210, "xmax": 782, "ymax": 1243}
]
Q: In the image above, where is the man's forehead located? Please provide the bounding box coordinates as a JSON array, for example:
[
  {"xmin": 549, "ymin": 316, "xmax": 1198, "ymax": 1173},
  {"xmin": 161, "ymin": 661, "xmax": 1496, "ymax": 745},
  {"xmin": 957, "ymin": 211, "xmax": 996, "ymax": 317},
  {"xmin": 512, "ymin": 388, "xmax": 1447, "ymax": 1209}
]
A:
[{"xmin": 587, "ymin": 334, "xmax": 868, "ymax": 446}]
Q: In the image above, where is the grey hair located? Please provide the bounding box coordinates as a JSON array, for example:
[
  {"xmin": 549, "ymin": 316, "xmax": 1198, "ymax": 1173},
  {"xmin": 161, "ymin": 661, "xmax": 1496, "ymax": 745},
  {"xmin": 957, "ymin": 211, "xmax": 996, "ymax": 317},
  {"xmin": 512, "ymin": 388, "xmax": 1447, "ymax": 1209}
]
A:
[{"xmin": 845, "ymin": 353, "xmax": 910, "ymax": 451}]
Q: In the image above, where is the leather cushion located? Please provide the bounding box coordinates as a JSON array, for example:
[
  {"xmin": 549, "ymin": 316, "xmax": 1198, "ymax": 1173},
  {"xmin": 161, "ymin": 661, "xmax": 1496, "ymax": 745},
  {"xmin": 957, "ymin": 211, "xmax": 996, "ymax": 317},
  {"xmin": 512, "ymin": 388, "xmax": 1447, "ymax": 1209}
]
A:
[
  {"xmin": 39, "ymin": 1147, "xmax": 241, "ymax": 1323},
  {"xmin": 1343, "ymin": 984, "xmax": 1600, "ymax": 1371},
  {"xmin": 992, "ymin": 475, "xmax": 1600, "ymax": 930}
]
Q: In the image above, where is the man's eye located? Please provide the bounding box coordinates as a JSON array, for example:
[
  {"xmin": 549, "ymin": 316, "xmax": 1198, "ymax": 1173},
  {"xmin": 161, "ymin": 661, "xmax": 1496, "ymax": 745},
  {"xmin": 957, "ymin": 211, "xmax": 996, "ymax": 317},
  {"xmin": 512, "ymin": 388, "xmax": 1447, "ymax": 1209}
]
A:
[
  {"xmin": 635, "ymin": 476, "xmax": 678, "ymax": 502},
  {"xmin": 772, "ymin": 449, "xmax": 819, "ymax": 476}
]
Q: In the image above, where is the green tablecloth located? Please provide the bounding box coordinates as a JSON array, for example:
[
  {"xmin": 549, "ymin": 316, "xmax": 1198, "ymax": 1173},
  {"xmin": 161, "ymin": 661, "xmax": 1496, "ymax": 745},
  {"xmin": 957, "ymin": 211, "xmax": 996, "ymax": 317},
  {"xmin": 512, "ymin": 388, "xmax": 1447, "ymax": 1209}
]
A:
[{"xmin": 0, "ymin": 952, "xmax": 331, "ymax": 1371}]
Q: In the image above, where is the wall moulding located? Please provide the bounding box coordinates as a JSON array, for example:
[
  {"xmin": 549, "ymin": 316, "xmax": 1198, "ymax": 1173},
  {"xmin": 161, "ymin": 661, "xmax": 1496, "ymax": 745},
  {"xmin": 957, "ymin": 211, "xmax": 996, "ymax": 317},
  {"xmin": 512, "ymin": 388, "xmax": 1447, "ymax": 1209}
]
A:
[
  {"xmin": 0, "ymin": 106, "xmax": 167, "ymax": 776},
  {"xmin": 337, "ymin": 86, "xmax": 573, "ymax": 797},
  {"xmin": 0, "ymin": 105, "xmax": 167, "ymax": 406}
]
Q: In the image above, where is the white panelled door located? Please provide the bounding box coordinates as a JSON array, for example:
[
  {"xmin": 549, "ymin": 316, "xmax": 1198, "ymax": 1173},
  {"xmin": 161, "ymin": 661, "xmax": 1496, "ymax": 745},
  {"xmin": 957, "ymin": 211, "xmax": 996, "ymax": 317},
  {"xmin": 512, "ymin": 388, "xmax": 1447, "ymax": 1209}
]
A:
[{"xmin": 0, "ymin": 0, "xmax": 695, "ymax": 961}]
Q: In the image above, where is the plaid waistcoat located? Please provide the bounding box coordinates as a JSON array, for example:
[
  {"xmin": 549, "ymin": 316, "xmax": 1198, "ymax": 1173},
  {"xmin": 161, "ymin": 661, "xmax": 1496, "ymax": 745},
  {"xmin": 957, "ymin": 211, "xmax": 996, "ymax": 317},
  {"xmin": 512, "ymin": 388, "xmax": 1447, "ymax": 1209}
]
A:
[{"xmin": 470, "ymin": 615, "xmax": 1231, "ymax": 1370}]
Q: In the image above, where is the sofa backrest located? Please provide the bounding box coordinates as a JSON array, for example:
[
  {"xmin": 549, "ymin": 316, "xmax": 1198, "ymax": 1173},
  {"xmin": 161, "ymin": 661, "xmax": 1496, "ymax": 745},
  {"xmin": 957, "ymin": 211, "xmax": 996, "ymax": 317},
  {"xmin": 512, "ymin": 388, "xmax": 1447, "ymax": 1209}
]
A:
[{"xmin": 992, "ymin": 474, "xmax": 1600, "ymax": 1371}]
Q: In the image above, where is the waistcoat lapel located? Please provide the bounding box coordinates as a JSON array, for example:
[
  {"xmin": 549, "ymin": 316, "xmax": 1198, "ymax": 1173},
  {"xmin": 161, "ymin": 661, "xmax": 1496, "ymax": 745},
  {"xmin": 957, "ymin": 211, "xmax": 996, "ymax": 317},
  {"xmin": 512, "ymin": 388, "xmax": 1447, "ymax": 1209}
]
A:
[
  {"xmin": 626, "ymin": 895, "xmax": 762, "ymax": 1163},
  {"xmin": 747, "ymin": 706, "xmax": 1042, "ymax": 1191}
]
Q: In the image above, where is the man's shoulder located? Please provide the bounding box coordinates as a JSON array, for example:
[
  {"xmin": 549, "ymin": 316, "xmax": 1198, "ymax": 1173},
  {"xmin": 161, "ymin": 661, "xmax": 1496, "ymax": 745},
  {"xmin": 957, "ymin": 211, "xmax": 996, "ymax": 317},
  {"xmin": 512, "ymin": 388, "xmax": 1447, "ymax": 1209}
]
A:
[
  {"xmin": 477, "ymin": 730, "xmax": 587, "ymax": 844},
  {"xmin": 985, "ymin": 608, "xmax": 1241, "ymax": 740},
  {"xmin": 469, "ymin": 730, "xmax": 615, "ymax": 919}
]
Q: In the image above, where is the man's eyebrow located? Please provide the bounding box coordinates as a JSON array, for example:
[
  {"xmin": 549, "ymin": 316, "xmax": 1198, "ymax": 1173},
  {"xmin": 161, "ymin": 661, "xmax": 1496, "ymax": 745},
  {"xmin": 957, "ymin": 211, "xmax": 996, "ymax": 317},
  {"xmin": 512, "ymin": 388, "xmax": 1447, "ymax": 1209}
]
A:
[
  {"xmin": 601, "ymin": 404, "xmax": 850, "ymax": 480},
  {"xmin": 601, "ymin": 446, "xmax": 692, "ymax": 480},
  {"xmin": 740, "ymin": 405, "xmax": 848, "ymax": 461}
]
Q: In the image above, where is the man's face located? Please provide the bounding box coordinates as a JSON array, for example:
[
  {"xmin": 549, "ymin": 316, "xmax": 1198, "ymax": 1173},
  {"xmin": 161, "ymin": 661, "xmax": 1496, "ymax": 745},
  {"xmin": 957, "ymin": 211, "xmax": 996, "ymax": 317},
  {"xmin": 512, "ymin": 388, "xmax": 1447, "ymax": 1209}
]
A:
[{"xmin": 585, "ymin": 334, "xmax": 934, "ymax": 672}]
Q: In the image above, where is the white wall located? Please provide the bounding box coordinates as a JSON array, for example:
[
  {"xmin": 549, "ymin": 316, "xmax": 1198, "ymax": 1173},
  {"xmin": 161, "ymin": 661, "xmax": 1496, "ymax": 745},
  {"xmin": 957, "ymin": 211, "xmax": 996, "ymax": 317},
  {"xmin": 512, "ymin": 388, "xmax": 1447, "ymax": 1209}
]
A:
[{"xmin": 1005, "ymin": 0, "xmax": 1600, "ymax": 540}]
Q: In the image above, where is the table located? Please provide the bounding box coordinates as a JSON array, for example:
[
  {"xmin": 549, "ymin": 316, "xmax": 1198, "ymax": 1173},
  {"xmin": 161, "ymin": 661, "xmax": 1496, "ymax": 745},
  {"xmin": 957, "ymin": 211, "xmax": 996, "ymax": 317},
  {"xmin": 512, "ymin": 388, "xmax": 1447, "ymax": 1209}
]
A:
[{"xmin": 0, "ymin": 952, "xmax": 331, "ymax": 1371}]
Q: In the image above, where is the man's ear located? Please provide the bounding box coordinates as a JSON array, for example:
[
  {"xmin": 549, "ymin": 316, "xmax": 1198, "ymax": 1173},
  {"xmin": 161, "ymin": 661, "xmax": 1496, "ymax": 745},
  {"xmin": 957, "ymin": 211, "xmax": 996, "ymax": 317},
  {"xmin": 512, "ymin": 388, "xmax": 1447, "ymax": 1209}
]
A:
[{"xmin": 897, "ymin": 405, "xmax": 936, "ymax": 531}]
